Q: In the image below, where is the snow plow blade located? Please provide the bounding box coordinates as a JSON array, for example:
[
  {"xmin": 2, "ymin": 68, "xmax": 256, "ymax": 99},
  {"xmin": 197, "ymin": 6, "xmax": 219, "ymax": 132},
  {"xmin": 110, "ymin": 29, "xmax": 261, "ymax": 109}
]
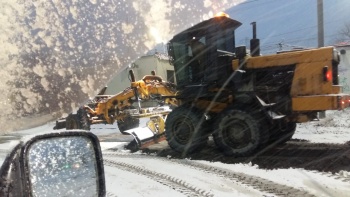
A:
[
  {"xmin": 124, "ymin": 127, "xmax": 166, "ymax": 152},
  {"xmin": 124, "ymin": 115, "xmax": 167, "ymax": 152}
]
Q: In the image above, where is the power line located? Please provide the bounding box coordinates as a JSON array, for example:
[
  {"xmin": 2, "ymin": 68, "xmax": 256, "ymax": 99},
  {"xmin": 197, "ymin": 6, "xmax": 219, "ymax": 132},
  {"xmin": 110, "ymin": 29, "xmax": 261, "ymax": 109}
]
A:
[
  {"xmin": 232, "ymin": 0, "xmax": 349, "ymax": 39},
  {"xmin": 239, "ymin": 0, "xmax": 263, "ymax": 5},
  {"xmin": 261, "ymin": 31, "xmax": 341, "ymax": 47},
  {"xmin": 238, "ymin": 0, "xmax": 278, "ymax": 7},
  {"xmin": 232, "ymin": 0, "xmax": 350, "ymax": 51},
  {"xmin": 230, "ymin": 0, "xmax": 279, "ymax": 12},
  {"xmin": 272, "ymin": 26, "xmax": 317, "ymax": 37},
  {"xmin": 291, "ymin": 33, "xmax": 337, "ymax": 43},
  {"xmin": 260, "ymin": 33, "xmax": 341, "ymax": 52},
  {"xmin": 269, "ymin": 18, "xmax": 344, "ymax": 38}
]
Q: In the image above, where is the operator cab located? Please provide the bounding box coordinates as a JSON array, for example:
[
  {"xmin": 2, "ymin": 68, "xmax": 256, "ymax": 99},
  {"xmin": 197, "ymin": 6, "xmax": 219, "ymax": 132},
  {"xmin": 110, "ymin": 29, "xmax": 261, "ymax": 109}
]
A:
[{"xmin": 167, "ymin": 15, "xmax": 242, "ymax": 92}]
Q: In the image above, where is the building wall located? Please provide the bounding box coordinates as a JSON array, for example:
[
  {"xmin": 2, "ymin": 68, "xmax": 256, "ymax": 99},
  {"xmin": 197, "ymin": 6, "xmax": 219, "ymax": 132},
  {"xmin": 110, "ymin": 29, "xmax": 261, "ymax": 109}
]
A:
[
  {"xmin": 104, "ymin": 54, "xmax": 174, "ymax": 95},
  {"xmin": 337, "ymin": 46, "xmax": 350, "ymax": 93}
]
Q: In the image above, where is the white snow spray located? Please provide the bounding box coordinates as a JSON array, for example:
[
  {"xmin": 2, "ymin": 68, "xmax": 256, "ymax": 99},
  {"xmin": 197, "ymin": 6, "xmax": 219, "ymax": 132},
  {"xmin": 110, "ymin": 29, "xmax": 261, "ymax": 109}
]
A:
[{"xmin": 0, "ymin": 0, "xmax": 245, "ymax": 132}]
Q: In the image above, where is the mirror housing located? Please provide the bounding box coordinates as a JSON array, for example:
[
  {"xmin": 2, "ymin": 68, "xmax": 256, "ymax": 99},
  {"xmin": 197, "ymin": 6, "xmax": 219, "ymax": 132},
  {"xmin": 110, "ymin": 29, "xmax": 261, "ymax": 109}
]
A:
[{"xmin": 0, "ymin": 131, "xmax": 105, "ymax": 197}]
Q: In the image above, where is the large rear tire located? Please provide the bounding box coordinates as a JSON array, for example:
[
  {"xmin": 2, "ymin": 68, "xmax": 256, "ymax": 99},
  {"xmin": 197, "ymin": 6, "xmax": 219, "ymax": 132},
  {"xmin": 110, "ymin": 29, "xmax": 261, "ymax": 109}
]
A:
[
  {"xmin": 165, "ymin": 106, "xmax": 208, "ymax": 155},
  {"xmin": 213, "ymin": 109, "xmax": 268, "ymax": 157}
]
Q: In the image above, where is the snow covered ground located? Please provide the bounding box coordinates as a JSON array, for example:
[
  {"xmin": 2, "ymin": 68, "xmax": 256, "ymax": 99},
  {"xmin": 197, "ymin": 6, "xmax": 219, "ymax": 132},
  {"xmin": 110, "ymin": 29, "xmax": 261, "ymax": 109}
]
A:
[
  {"xmin": 99, "ymin": 109, "xmax": 350, "ymax": 197},
  {"xmin": 295, "ymin": 109, "xmax": 350, "ymax": 144},
  {"xmin": 102, "ymin": 152, "xmax": 350, "ymax": 197},
  {"xmin": 0, "ymin": 108, "xmax": 350, "ymax": 196}
]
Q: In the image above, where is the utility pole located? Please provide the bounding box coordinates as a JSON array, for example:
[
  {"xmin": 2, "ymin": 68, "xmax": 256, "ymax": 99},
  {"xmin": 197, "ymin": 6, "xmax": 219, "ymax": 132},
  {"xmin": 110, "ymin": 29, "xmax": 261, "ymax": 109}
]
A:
[
  {"xmin": 318, "ymin": 0, "xmax": 326, "ymax": 118},
  {"xmin": 317, "ymin": 0, "xmax": 324, "ymax": 47}
]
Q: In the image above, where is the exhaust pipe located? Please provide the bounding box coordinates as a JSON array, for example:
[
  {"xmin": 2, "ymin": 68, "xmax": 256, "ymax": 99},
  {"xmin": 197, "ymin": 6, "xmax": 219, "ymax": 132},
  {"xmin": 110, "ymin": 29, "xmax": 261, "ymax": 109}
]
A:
[{"xmin": 250, "ymin": 22, "xmax": 260, "ymax": 57}]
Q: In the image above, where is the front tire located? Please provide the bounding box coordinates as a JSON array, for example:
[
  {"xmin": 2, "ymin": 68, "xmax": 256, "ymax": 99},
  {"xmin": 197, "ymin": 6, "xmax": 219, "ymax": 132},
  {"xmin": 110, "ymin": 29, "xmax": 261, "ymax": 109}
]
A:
[
  {"xmin": 65, "ymin": 114, "xmax": 80, "ymax": 130},
  {"xmin": 66, "ymin": 108, "xmax": 91, "ymax": 130},
  {"xmin": 213, "ymin": 109, "xmax": 267, "ymax": 157},
  {"xmin": 77, "ymin": 107, "xmax": 91, "ymax": 130},
  {"xmin": 165, "ymin": 106, "xmax": 208, "ymax": 155}
]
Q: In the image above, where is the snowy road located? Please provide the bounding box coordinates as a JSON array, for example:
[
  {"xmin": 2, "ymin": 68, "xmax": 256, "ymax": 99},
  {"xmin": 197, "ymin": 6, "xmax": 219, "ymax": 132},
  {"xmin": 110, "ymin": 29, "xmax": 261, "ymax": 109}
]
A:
[
  {"xmin": 101, "ymin": 150, "xmax": 350, "ymax": 197},
  {"xmin": 0, "ymin": 109, "xmax": 350, "ymax": 196},
  {"xmin": 98, "ymin": 109, "xmax": 350, "ymax": 197}
]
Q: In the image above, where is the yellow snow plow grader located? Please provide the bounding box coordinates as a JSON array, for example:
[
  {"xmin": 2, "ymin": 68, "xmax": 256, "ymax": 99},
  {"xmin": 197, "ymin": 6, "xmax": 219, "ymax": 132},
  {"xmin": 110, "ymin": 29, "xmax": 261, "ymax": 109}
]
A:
[
  {"xmin": 54, "ymin": 70, "xmax": 177, "ymax": 139},
  {"xmin": 163, "ymin": 13, "xmax": 350, "ymax": 157}
]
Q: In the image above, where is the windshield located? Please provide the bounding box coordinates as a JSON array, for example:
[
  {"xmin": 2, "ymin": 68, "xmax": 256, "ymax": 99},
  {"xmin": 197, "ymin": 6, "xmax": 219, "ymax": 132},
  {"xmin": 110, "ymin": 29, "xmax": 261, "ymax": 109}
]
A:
[
  {"xmin": 0, "ymin": 0, "xmax": 242, "ymax": 132},
  {"xmin": 1, "ymin": 0, "xmax": 350, "ymax": 197}
]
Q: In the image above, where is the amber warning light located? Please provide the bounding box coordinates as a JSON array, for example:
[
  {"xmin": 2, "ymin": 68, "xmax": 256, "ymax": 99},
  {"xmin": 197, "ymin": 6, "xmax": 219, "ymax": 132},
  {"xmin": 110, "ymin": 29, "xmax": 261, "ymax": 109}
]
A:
[
  {"xmin": 323, "ymin": 66, "xmax": 332, "ymax": 82},
  {"xmin": 215, "ymin": 12, "xmax": 229, "ymax": 18}
]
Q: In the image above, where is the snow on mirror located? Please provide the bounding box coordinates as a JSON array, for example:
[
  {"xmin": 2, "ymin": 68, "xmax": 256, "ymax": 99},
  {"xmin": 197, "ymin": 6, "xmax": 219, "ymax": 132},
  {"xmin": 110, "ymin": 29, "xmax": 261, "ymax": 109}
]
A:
[{"xmin": 27, "ymin": 136, "xmax": 98, "ymax": 197}]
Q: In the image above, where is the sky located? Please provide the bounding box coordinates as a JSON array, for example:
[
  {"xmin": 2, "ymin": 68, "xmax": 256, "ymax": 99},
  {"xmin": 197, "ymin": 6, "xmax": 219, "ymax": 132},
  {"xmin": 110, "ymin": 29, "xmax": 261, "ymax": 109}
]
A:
[{"xmin": 226, "ymin": 0, "xmax": 350, "ymax": 54}]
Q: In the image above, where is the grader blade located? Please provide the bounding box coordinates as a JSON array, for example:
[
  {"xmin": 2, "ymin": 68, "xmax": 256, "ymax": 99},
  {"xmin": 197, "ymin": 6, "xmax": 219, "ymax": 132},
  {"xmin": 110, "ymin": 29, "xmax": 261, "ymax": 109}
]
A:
[{"xmin": 124, "ymin": 115, "xmax": 167, "ymax": 152}]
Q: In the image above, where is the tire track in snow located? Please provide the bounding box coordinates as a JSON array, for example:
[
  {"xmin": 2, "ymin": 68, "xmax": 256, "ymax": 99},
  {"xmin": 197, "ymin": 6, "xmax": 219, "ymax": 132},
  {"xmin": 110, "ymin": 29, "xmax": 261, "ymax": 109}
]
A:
[
  {"xmin": 103, "ymin": 152, "xmax": 316, "ymax": 197},
  {"xmin": 104, "ymin": 158, "xmax": 214, "ymax": 197},
  {"xmin": 106, "ymin": 191, "xmax": 118, "ymax": 197},
  {"xmin": 319, "ymin": 171, "xmax": 350, "ymax": 183},
  {"xmin": 171, "ymin": 159, "xmax": 315, "ymax": 197},
  {"xmin": 104, "ymin": 151, "xmax": 350, "ymax": 183}
]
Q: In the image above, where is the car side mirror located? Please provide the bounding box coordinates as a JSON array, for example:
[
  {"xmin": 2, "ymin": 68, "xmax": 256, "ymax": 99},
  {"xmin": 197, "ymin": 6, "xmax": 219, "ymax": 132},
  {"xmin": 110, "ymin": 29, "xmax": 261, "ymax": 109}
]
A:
[{"xmin": 0, "ymin": 131, "xmax": 105, "ymax": 197}]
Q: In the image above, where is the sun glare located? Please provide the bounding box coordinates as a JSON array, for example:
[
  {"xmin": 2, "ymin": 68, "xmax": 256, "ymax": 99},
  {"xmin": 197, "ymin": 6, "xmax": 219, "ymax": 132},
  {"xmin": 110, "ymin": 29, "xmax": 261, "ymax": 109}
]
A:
[{"xmin": 150, "ymin": 27, "xmax": 164, "ymax": 44}]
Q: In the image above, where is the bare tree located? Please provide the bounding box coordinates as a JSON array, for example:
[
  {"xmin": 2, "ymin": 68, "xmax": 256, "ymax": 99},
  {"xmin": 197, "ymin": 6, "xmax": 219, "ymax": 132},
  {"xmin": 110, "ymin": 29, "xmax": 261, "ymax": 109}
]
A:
[
  {"xmin": 335, "ymin": 22, "xmax": 350, "ymax": 44},
  {"xmin": 340, "ymin": 23, "xmax": 350, "ymax": 38}
]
